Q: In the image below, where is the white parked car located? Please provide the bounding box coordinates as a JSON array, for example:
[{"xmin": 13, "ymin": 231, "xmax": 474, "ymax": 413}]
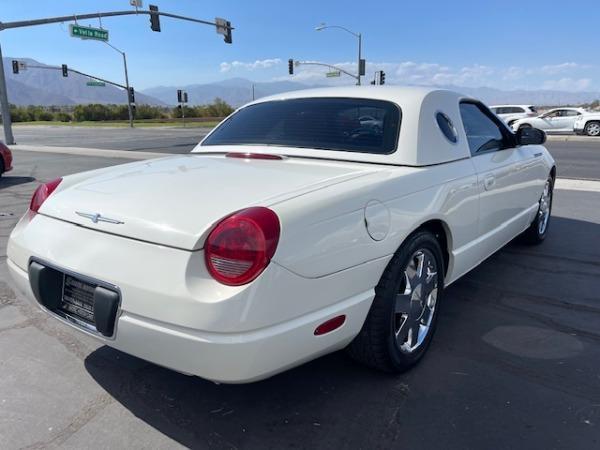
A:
[
  {"xmin": 512, "ymin": 107, "xmax": 586, "ymax": 133},
  {"xmin": 489, "ymin": 104, "xmax": 537, "ymax": 126},
  {"xmin": 573, "ymin": 112, "xmax": 600, "ymax": 136},
  {"xmin": 7, "ymin": 87, "xmax": 555, "ymax": 383}
]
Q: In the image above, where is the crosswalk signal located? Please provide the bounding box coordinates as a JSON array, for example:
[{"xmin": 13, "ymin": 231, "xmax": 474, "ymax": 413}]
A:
[
  {"xmin": 12, "ymin": 60, "xmax": 19, "ymax": 74},
  {"xmin": 288, "ymin": 59, "xmax": 294, "ymax": 75},
  {"xmin": 62, "ymin": 64, "xmax": 68, "ymax": 77},
  {"xmin": 149, "ymin": 5, "xmax": 161, "ymax": 32}
]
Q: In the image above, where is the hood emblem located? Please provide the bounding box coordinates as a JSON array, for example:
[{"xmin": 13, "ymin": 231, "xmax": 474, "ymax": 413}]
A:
[{"xmin": 76, "ymin": 212, "xmax": 124, "ymax": 225}]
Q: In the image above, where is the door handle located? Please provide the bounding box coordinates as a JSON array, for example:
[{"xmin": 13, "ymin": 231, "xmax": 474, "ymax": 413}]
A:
[{"xmin": 483, "ymin": 175, "xmax": 496, "ymax": 190}]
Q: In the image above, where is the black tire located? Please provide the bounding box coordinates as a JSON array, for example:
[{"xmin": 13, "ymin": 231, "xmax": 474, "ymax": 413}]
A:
[
  {"xmin": 521, "ymin": 174, "xmax": 554, "ymax": 244},
  {"xmin": 584, "ymin": 121, "xmax": 600, "ymax": 137},
  {"xmin": 0, "ymin": 158, "xmax": 4, "ymax": 178},
  {"xmin": 347, "ymin": 231, "xmax": 445, "ymax": 372}
]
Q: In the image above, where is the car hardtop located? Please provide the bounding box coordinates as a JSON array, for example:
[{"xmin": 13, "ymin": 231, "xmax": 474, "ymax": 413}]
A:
[{"xmin": 196, "ymin": 86, "xmax": 485, "ymax": 167}]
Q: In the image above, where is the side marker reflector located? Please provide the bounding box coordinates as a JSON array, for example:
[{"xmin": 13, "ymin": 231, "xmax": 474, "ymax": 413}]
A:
[{"xmin": 314, "ymin": 315, "xmax": 346, "ymax": 335}]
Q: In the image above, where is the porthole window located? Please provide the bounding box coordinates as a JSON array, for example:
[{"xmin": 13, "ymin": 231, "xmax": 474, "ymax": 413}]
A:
[{"xmin": 436, "ymin": 112, "xmax": 458, "ymax": 144}]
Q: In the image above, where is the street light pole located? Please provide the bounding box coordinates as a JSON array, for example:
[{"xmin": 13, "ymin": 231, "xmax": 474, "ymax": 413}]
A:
[
  {"xmin": 104, "ymin": 41, "xmax": 133, "ymax": 128},
  {"xmin": 357, "ymin": 32, "xmax": 362, "ymax": 86},
  {"xmin": 315, "ymin": 23, "xmax": 363, "ymax": 86}
]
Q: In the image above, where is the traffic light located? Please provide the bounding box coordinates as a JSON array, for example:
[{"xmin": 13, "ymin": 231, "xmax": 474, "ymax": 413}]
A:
[
  {"xmin": 359, "ymin": 59, "xmax": 366, "ymax": 76},
  {"xmin": 224, "ymin": 20, "xmax": 232, "ymax": 44},
  {"xmin": 183, "ymin": 92, "xmax": 188, "ymax": 103},
  {"xmin": 128, "ymin": 87, "xmax": 135, "ymax": 104},
  {"xmin": 177, "ymin": 89, "xmax": 183, "ymax": 103},
  {"xmin": 62, "ymin": 64, "xmax": 68, "ymax": 77},
  {"xmin": 12, "ymin": 60, "xmax": 19, "ymax": 74},
  {"xmin": 288, "ymin": 59, "xmax": 294, "ymax": 75},
  {"xmin": 380, "ymin": 71, "xmax": 386, "ymax": 85},
  {"xmin": 149, "ymin": 5, "xmax": 161, "ymax": 32},
  {"xmin": 132, "ymin": 104, "xmax": 137, "ymax": 117}
]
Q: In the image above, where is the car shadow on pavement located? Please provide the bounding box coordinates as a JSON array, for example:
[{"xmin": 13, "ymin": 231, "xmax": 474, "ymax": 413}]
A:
[
  {"xmin": 0, "ymin": 176, "xmax": 35, "ymax": 189},
  {"xmin": 84, "ymin": 215, "xmax": 600, "ymax": 449}
]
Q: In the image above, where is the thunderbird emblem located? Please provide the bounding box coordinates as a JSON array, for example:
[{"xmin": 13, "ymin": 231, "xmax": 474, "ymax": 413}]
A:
[{"xmin": 76, "ymin": 212, "xmax": 124, "ymax": 225}]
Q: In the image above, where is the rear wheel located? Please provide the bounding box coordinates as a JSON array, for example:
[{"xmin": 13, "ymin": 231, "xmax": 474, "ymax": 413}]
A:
[
  {"xmin": 521, "ymin": 175, "xmax": 554, "ymax": 244},
  {"xmin": 584, "ymin": 121, "xmax": 600, "ymax": 137},
  {"xmin": 347, "ymin": 231, "xmax": 444, "ymax": 372},
  {"xmin": 0, "ymin": 159, "xmax": 4, "ymax": 178}
]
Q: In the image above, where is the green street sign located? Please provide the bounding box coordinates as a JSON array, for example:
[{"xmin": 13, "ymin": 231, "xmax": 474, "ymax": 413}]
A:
[
  {"xmin": 86, "ymin": 81, "xmax": 106, "ymax": 87},
  {"xmin": 326, "ymin": 71, "xmax": 341, "ymax": 78},
  {"xmin": 69, "ymin": 24, "xmax": 109, "ymax": 42}
]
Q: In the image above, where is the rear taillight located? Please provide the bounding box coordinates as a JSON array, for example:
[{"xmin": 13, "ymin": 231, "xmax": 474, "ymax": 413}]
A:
[
  {"xmin": 29, "ymin": 178, "xmax": 62, "ymax": 213},
  {"xmin": 205, "ymin": 207, "xmax": 280, "ymax": 286}
]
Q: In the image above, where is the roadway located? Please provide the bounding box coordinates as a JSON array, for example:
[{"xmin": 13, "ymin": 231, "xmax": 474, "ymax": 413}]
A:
[
  {"xmin": 0, "ymin": 147, "xmax": 599, "ymax": 449},
  {"xmin": 12, "ymin": 125, "xmax": 600, "ymax": 180}
]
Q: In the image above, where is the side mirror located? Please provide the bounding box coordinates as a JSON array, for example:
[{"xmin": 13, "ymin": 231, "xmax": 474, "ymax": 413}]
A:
[{"xmin": 516, "ymin": 127, "xmax": 546, "ymax": 146}]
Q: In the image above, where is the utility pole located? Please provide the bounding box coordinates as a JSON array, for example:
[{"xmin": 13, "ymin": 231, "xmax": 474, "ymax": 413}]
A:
[{"xmin": 0, "ymin": 8, "xmax": 234, "ymax": 143}]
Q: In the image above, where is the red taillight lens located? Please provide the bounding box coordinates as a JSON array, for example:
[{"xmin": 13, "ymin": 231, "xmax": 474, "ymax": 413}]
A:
[
  {"xmin": 205, "ymin": 207, "xmax": 280, "ymax": 286},
  {"xmin": 29, "ymin": 178, "xmax": 62, "ymax": 213}
]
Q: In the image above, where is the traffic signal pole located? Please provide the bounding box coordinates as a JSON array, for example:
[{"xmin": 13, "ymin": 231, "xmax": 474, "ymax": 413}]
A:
[
  {"xmin": 0, "ymin": 8, "xmax": 233, "ymax": 143},
  {"xmin": 0, "ymin": 42, "xmax": 15, "ymax": 144}
]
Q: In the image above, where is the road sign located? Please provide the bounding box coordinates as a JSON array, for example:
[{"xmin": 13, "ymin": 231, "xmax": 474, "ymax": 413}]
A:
[
  {"xmin": 69, "ymin": 24, "xmax": 109, "ymax": 42},
  {"xmin": 326, "ymin": 71, "xmax": 341, "ymax": 78},
  {"xmin": 86, "ymin": 80, "xmax": 106, "ymax": 87},
  {"xmin": 130, "ymin": 0, "xmax": 143, "ymax": 6}
]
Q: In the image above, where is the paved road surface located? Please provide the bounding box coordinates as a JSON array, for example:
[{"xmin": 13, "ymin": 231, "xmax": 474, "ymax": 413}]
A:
[
  {"xmin": 545, "ymin": 139, "xmax": 600, "ymax": 180},
  {"xmin": 11, "ymin": 126, "xmax": 600, "ymax": 180},
  {"xmin": 13, "ymin": 125, "xmax": 209, "ymax": 154},
  {"xmin": 1, "ymin": 150, "xmax": 599, "ymax": 449}
]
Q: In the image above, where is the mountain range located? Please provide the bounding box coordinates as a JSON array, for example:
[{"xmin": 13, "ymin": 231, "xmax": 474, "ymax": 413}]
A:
[{"xmin": 3, "ymin": 57, "xmax": 600, "ymax": 107}]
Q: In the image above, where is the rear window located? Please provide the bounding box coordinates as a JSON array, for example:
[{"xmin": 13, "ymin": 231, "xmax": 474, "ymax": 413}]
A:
[{"xmin": 202, "ymin": 98, "xmax": 401, "ymax": 154}]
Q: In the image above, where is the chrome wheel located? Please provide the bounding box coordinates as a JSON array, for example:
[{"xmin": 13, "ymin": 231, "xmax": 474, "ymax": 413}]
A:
[
  {"xmin": 393, "ymin": 249, "xmax": 439, "ymax": 354},
  {"xmin": 586, "ymin": 122, "xmax": 600, "ymax": 137},
  {"xmin": 538, "ymin": 178, "xmax": 552, "ymax": 235}
]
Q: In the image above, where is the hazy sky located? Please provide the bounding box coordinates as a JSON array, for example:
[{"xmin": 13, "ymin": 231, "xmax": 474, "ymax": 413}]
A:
[{"xmin": 1, "ymin": 0, "xmax": 597, "ymax": 91}]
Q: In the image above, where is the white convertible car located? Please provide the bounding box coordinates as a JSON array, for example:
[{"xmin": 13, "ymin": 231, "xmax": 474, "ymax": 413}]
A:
[{"xmin": 7, "ymin": 87, "xmax": 555, "ymax": 383}]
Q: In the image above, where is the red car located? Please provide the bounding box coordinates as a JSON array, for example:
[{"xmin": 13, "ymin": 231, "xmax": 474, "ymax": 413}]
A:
[{"xmin": 0, "ymin": 141, "xmax": 13, "ymax": 177}]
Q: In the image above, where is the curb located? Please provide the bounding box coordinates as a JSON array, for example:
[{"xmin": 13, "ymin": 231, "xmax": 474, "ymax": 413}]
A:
[{"xmin": 546, "ymin": 135, "xmax": 600, "ymax": 143}]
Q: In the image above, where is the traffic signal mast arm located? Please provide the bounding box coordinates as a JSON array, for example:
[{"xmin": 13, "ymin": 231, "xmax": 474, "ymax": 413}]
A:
[
  {"xmin": 0, "ymin": 9, "xmax": 233, "ymax": 34},
  {"xmin": 18, "ymin": 63, "xmax": 128, "ymax": 90},
  {"xmin": 292, "ymin": 60, "xmax": 359, "ymax": 82}
]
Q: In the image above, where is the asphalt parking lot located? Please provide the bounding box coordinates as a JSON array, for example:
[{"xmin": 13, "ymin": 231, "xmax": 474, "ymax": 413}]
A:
[{"xmin": 1, "ymin": 145, "xmax": 599, "ymax": 449}]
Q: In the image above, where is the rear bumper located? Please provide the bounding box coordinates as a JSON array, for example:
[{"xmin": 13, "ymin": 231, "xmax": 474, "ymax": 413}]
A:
[
  {"xmin": 8, "ymin": 258, "xmax": 372, "ymax": 383},
  {"xmin": 7, "ymin": 213, "xmax": 382, "ymax": 383}
]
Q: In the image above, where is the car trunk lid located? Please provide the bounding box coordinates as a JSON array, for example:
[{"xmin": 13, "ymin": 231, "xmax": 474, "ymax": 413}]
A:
[{"xmin": 40, "ymin": 153, "xmax": 378, "ymax": 250}]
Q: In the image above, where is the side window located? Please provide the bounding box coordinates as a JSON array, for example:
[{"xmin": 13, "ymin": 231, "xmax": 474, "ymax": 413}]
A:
[
  {"xmin": 514, "ymin": 107, "xmax": 525, "ymax": 113},
  {"xmin": 545, "ymin": 110, "xmax": 560, "ymax": 118},
  {"xmin": 459, "ymin": 102, "xmax": 507, "ymax": 156},
  {"xmin": 564, "ymin": 110, "xmax": 581, "ymax": 117}
]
